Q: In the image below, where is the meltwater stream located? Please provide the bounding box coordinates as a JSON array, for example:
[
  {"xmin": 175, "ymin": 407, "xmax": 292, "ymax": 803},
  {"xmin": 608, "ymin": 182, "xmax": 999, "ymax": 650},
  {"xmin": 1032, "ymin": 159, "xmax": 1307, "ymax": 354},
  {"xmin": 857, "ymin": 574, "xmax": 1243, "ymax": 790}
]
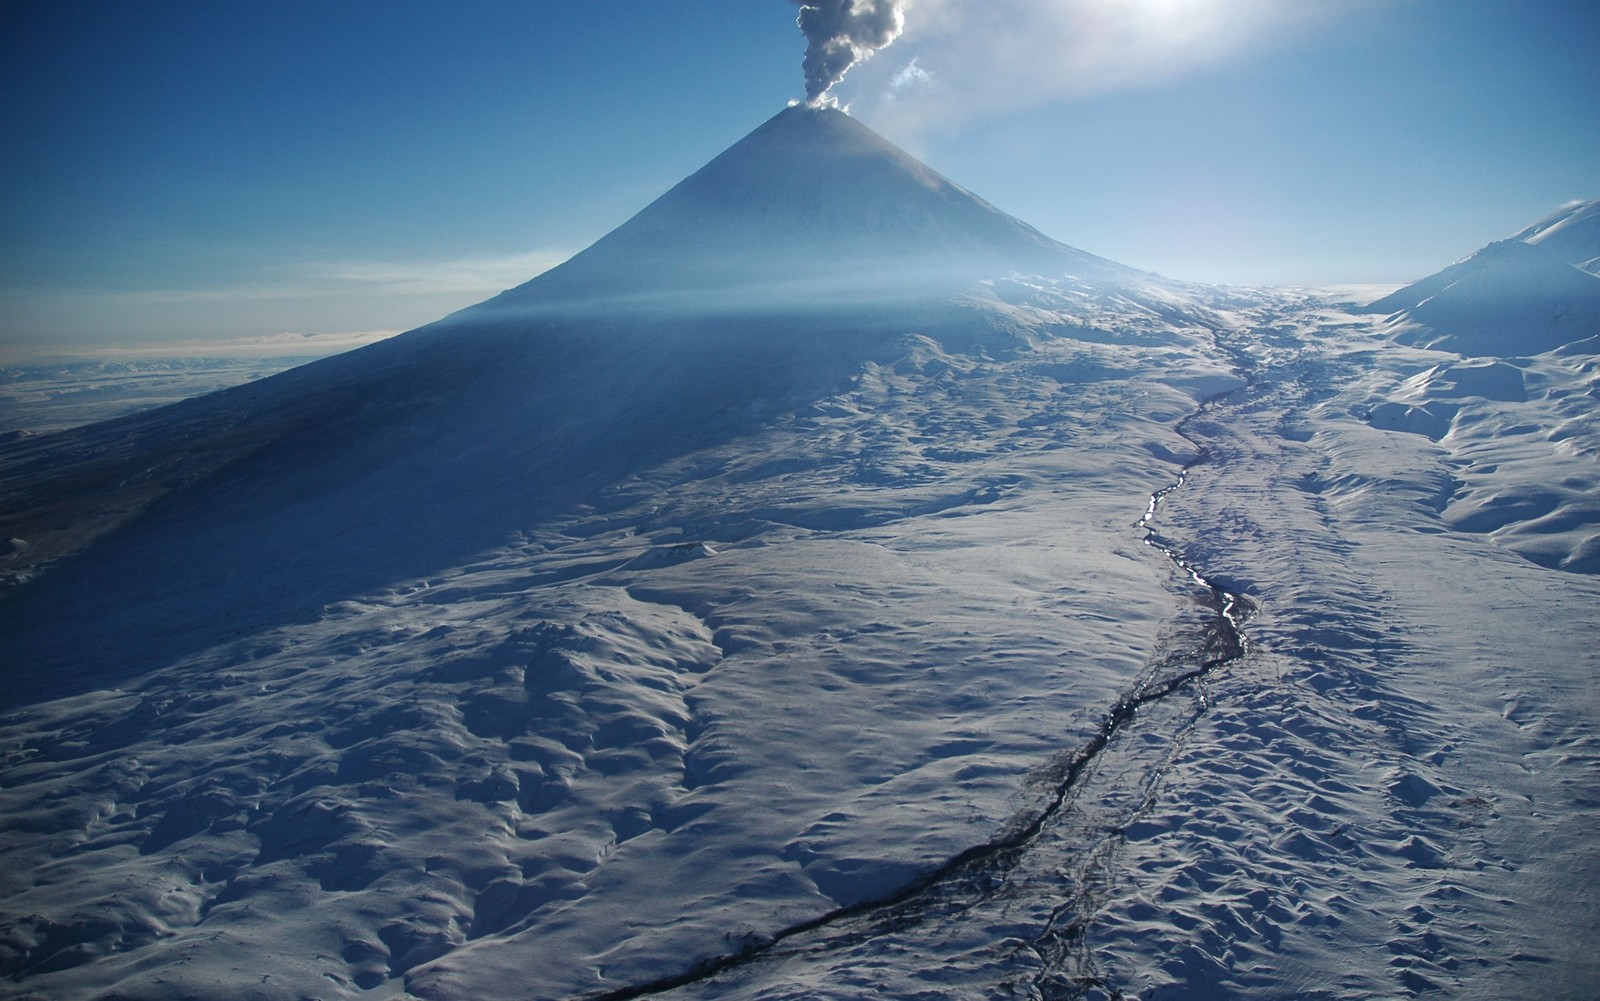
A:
[{"xmin": 578, "ymin": 383, "xmax": 1257, "ymax": 1001}]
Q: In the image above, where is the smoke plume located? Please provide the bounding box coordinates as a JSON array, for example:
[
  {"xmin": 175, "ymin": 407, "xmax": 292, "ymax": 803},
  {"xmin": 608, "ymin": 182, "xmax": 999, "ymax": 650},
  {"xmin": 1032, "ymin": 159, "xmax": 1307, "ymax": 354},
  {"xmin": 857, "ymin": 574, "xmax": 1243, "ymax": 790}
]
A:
[{"xmin": 790, "ymin": 0, "xmax": 911, "ymax": 107}]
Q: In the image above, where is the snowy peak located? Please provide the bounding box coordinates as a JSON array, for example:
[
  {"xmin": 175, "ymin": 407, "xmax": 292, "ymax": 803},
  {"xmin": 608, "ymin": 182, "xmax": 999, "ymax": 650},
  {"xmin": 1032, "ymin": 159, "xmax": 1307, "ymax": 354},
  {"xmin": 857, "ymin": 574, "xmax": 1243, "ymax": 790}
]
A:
[
  {"xmin": 1370, "ymin": 237, "xmax": 1598, "ymax": 312},
  {"xmin": 1367, "ymin": 212, "xmax": 1600, "ymax": 356},
  {"xmin": 1511, "ymin": 197, "xmax": 1600, "ymax": 273},
  {"xmin": 646, "ymin": 104, "xmax": 1067, "ymax": 263},
  {"xmin": 480, "ymin": 106, "xmax": 1132, "ymax": 315}
]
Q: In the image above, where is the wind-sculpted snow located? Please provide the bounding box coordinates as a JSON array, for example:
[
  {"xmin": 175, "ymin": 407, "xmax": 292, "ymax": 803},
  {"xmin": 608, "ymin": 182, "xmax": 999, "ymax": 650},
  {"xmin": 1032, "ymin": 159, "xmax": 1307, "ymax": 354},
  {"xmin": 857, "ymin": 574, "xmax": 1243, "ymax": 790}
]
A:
[
  {"xmin": 1106, "ymin": 295, "xmax": 1600, "ymax": 998},
  {"xmin": 1, "ymin": 278, "xmax": 1240, "ymax": 999},
  {"xmin": 1352, "ymin": 345, "xmax": 1600, "ymax": 573},
  {"xmin": 2, "ymin": 103, "xmax": 1597, "ymax": 998},
  {"xmin": 3, "ymin": 281, "xmax": 1596, "ymax": 1000},
  {"xmin": 630, "ymin": 290, "xmax": 1600, "ymax": 1000}
]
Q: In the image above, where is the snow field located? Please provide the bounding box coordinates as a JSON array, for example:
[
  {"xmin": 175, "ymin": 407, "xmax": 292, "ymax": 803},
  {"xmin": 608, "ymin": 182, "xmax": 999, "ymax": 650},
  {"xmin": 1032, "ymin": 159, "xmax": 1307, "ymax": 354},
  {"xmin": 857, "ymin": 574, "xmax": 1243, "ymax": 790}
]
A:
[
  {"xmin": 0, "ymin": 104, "xmax": 1594, "ymax": 998},
  {"xmin": 3, "ymin": 284, "xmax": 1245, "ymax": 999},
  {"xmin": 595, "ymin": 288, "xmax": 1600, "ymax": 1000}
]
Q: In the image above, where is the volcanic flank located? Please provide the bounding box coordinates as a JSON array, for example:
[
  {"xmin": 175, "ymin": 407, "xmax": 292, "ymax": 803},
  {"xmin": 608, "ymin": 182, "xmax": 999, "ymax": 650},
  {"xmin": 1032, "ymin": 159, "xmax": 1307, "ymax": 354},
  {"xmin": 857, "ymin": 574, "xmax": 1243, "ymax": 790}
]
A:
[
  {"xmin": 0, "ymin": 107, "xmax": 1215, "ymax": 998},
  {"xmin": 0, "ymin": 106, "xmax": 1161, "ymax": 700}
]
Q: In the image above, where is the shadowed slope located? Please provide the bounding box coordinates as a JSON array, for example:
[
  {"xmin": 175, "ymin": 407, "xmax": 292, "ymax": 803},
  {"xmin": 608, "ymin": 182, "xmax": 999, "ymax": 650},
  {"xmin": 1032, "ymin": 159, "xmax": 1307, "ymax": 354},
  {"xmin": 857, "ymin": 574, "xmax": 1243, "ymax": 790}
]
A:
[{"xmin": 0, "ymin": 107, "xmax": 1161, "ymax": 706}]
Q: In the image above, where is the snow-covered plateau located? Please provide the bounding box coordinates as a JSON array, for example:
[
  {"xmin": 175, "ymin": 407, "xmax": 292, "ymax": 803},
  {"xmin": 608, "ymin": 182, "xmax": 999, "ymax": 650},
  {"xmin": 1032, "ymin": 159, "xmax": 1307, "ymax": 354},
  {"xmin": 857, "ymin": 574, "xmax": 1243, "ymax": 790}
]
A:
[{"xmin": 1, "ymin": 108, "xmax": 1596, "ymax": 1000}]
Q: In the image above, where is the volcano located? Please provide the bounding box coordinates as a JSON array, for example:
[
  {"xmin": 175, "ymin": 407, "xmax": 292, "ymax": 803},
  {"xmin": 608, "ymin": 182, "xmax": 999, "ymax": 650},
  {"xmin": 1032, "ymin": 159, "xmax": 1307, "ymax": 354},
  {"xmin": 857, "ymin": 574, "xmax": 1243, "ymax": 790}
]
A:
[
  {"xmin": 0, "ymin": 106, "xmax": 1213, "ymax": 998},
  {"xmin": 4, "ymin": 113, "xmax": 1598, "ymax": 1001},
  {"xmin": 490, "ymin": 104, "xmax": 1137, "ymax": 312},
  {"xmin": 0, "ymin": 105, "xmax": 1168, "ymax": 700}
]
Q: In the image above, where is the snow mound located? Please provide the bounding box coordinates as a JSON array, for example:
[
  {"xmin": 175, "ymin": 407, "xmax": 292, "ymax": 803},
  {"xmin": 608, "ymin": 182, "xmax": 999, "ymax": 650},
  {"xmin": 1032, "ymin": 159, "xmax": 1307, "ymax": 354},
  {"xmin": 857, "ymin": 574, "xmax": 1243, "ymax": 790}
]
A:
[
  {"xmin": 1366, "ymin": 359, "xmax": 1528, "ymax": 441},
  {"xmin": 1360, "ymin": 347, "xmax": 1600, "ymax": 573},
  {"xmin": 621, "ymin": 541, "xmax": 718, "ymax": 570},
  {"xmin": 1365, "ymin": 401, "xmax": 1458, "ymax": 441}
]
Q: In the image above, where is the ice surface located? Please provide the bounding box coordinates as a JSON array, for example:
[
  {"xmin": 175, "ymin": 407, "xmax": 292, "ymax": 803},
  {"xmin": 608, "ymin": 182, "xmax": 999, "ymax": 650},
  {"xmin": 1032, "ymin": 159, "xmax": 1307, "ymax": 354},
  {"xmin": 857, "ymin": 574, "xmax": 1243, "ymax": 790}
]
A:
[{"xmin": 1, "ymin": 110, "xmax": 1596, "ymax": 1001}]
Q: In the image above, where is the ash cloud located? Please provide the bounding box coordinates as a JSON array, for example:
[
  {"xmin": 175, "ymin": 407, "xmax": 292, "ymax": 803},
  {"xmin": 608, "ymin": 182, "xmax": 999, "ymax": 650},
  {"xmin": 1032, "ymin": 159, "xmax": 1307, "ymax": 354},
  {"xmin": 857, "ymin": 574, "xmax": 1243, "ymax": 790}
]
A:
[{"xmin": 790, "ymin": 0, "xmax": 912, "ymax": 107}]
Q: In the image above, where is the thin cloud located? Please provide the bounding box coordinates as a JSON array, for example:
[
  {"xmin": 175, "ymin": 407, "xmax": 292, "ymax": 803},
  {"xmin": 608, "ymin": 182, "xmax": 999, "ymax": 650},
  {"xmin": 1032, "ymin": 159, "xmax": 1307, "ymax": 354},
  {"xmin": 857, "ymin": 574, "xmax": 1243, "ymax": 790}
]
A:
[
  {"xmin": 0, "ymin": 248, "xmax": 573, "ymax": 359},
  {"xmin": 110, "ymin": 248, "xmax": 573, "ymax": 305},
  {"xmin": 302, "ymin": 249, "xmax": 572, "ymax": 296},
  {"xmin": 887, "ymin": 57, "xmax": 933, "ymax": 98},
  {"xmin": 61, "ymin": 329, "xmax": 406, "ymax": 360},
  {"xmin": 841, "ymin": 0, "xmax": 1379, "ymax": 135}
]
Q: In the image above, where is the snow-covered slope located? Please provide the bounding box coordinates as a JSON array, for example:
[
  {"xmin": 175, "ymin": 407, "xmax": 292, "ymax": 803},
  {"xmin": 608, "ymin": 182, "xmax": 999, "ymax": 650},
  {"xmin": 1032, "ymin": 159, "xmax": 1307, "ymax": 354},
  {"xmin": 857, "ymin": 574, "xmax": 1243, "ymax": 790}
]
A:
[
  {"xmin": 0, "ymin": 106, "xmax": 1156, "ymax": 593},
  {"xmin": 0, "ymin": 292, "xmax": 1240, "ymax": 999},
  {"xmin": 1, "ymin": 112, "xmax": 1597, "ymax": 1001},
  {"xmin": 1365, "ymin": 237, "xmax": 1600, "ymax": 356},
  {"xmin": 0, "ymin": 106, "xmax": 1213, "ymax": 999},
  {"xmin": 1512, "ymin": 197, "xmax": 1600, "ymax": 273},
  {"xmin": 476, "ymin": 104, "xmax": 1143, "ymax": 314}
]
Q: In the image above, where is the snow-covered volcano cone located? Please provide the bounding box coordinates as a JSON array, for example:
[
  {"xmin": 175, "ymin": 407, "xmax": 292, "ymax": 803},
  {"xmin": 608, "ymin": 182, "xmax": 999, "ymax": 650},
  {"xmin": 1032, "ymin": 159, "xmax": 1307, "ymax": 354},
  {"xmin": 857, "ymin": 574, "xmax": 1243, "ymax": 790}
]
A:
[
  {"xmin": 476, "ymin": 104, "xmax": 1132, "ymax": 316},
  {"xmin": 0, "ymin": 100, "xmax": 1198, "ymax": 1001},
  {"xmin": 0, "ymin": 105, "xmax": 1149, "ymax": 700}
]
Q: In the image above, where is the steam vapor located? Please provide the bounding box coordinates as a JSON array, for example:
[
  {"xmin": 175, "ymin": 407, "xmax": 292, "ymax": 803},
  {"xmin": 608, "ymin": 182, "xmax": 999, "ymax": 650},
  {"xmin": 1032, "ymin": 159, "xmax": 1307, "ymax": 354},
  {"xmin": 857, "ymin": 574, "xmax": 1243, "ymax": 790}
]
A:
[{"xmin": 790, "ymin": 0, "xmax": 911, "ymax": 106}]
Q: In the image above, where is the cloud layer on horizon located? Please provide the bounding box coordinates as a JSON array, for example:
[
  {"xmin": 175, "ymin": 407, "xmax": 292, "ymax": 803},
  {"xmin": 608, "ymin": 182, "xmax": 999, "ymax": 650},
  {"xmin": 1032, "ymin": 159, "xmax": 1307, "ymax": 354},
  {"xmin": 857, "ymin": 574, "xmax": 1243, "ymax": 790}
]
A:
[{"xmin": 1, "ymin": 248, "xmax": 573, "ymax": 359}]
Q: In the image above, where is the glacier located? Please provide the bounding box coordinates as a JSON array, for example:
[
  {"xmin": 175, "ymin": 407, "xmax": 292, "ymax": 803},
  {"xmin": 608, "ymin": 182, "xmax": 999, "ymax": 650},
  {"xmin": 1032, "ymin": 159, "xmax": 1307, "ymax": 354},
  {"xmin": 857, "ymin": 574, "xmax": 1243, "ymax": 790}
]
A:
[{"xmin": 1, "ymin": 108, "xmax": 1596, "ymax": 1000}]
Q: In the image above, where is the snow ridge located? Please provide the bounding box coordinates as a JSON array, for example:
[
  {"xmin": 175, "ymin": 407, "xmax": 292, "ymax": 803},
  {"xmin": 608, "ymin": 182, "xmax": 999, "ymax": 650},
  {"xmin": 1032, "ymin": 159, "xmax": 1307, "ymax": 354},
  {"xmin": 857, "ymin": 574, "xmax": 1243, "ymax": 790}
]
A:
[
  {"xmin": 1511, "ymin": 196, "xmax": 1600, "ymax": 273},
  {"xmin": 1365, "ymin": 196, "xmax": 1600, "ymax": 356},
  {"xmin": 1367, "ymin": 237, "xmax": 1600, "ymax": 355}
]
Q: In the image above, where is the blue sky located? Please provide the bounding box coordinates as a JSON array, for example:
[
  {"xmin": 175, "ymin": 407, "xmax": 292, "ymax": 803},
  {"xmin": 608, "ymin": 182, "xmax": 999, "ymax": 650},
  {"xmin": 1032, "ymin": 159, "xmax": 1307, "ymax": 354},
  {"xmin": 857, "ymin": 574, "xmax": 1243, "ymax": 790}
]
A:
[{"xmin": 1, "ymin": 0, "xmax": 1595, "ymax": 358}]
